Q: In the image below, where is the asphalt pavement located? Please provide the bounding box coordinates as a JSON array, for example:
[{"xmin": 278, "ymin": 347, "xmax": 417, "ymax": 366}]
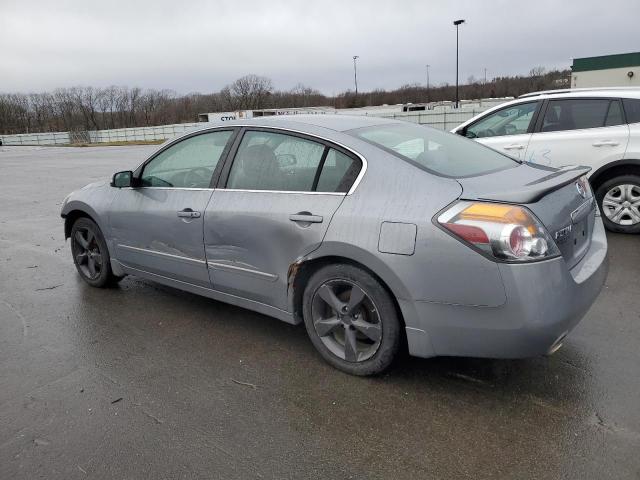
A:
[{"xmin": 1, "ymin": 145, "xmax": 639, "ymax": 479}]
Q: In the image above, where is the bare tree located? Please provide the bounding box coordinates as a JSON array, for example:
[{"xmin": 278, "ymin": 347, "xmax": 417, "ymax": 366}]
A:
[{"xmin": 0, "ymin": 67, "xmax": 571, "ymax": 136}]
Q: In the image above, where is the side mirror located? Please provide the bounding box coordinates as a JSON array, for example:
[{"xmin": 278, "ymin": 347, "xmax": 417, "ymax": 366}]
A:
[{"xmin": 111, "ymin": 170, "xmax": 133, "ymax": 188}]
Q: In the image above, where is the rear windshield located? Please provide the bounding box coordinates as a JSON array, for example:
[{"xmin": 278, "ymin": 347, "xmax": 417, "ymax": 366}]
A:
[{"xmin": 348, "ymin": 123, "xmax": 519, "ymax": 178}]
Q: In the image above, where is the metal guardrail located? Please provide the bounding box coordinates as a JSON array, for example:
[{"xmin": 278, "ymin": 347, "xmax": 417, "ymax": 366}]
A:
[{"xmin": 0, "ymin": 110, "xmax": 486, "ymax": 146}]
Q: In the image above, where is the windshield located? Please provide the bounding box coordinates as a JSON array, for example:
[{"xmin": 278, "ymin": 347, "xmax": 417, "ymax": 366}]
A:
[{"xmin": 348, "ymin": 123, "xmax": 519, "ymax": 178}]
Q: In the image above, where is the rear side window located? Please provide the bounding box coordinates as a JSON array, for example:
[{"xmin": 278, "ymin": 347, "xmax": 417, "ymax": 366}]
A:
[
  {"xmin": 604, "ymin": 101, "xmax": 623, "ymax": 126},
  {"xmin": 623, "ymin": 98, "xmax": 640, "ymax": 124},
  {"xmin": 227, "ymin": 131, "xmax": 324, "ymax": 191},
  {"xmin": 316, "ymin": 149, "xmax": 360, "ymax": 193},
  {"xmin": 541, "ymin": 99, "xmax": 623, "ymax": 132},
  {"xmin": 226, "ymin": 131, "xmax": 361, "ymax": 193},
  {"xmin": 349, "ymin": 123, "xmax": 518, "ymax": 178}
]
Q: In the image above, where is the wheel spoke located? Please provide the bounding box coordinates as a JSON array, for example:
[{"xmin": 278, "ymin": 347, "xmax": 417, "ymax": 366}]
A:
[
  {"xmin": 619, "ymin": 184, "xmax": 630, "ymax": 201},
  {"xmin": 314, "ymin": 316, "xmax": 341, "ymax": 337},
  {"xmin": 76, "ymin": 252, "xmax": 88, "ymax": 265},
  {"xmin": 352, "ymin": 318, "xmax": 381, "ymax": 342},
  {"xmin": 612, "ymin": 207, "xmax": 627, "ymax": 223},
  {"xmin": 628, "ymin": 206, "xmax": 640, "ymax": 223},
  {"xmin": 603, "ymin": 197, "xmax": 621, "ymax": 208},
  {"xmin": 86, "ymin": 229, "xmax": 95, "ymax": 246},
  {"xmin": 605, "ymin": 204, "xmax": 623, "ymax": 221},
  {"xmin": 317, "ymin": 284, "xmax": 345, "ymax": 313},
  {"xmin": 344, "ymin": 326, "xmax": 358, "ymax": 362},
  {"xmin": 93, "ymin": 253, "xmax": 102, "ymax": 265},
  {"xmin": 346, "ymin": 285, "xmax": 366, "ymax": 314},
  {"xmin": 75, "ymin": 231, "xmax": 89, "ymax": 249},
  {"xmin": 88, "ymin": 257, "xmax": 96, "ymax": 276}
]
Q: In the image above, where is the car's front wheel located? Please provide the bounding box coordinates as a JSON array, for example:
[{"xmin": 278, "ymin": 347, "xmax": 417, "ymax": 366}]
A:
[
  {"xmin": 302, "ymin": 264, "xmax": 401, "ymax": 376},
  {"xmin": 70, "ymin": 217, "xmax": 123, "ymax": 287},
  {"xmin": 596, "ymin": 175, "xmax": 640, "ymax": 234}
]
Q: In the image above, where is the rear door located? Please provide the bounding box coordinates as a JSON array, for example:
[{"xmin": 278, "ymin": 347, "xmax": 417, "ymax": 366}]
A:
[
  {"xmin": 524, "ymin": 98, "xmax": 629, "ymax": 169},
  {"xmin": 203, "ymin": 128, "xmax": 363, "ymax": 311},
  {"xmin": 462, "ymin": 101, "xmax": 540, "ymax": 160}
]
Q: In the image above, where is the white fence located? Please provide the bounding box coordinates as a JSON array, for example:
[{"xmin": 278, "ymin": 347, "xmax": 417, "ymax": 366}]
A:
[
  {"xmin": 0, "ymin": 131, "xmax": 71, "ymax": 146},
  {"xmin": 373, "ymin": 109, "xmax": 484, "ymax": 131},
  {"xmin": 0, "ymin": 110, "xmax": 484, "ymax": 146},
  {"xmin": 0, "ymin": 122, "xmax": 201, "ymax": 146},
  {"xmin": 88, "ymin": 123, "xmax": 201, "ymax": 143}
]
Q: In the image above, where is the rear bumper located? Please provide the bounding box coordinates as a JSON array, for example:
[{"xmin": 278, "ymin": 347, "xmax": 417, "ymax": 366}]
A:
[{"xmin": 405, "ymin": 216, "xmax": 608, "ymax": 359}]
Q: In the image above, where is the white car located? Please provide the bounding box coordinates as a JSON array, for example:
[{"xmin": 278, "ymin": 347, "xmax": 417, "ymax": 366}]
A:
[{"xmin": 452, "ymin": 87, "xmax": 640, "ymax": 234}]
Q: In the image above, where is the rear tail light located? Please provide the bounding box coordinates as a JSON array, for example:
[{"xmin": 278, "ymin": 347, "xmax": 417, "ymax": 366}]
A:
[{"xmin": 437, "ymin": 201, "xmax": 560, "ymax": 262}]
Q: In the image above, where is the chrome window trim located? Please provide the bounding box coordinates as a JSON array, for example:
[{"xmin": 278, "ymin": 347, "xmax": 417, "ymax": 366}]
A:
[
  {"xmin": 117, "ymin": 244, "xmax": 207, "ymax": 265},
  {"xmin": 116, "ymin": 187, "xmax": 213, "ymax": 191},
  {"xmin": 137, "ymin": 187, "xmax": 213, "ymax": 191},
  {"xmin": 134, "ymin": 124, "xmax": 368, "ymax": 195},
  {"xmin": 217, "ymin": 188, "xmax": 344, "ymax": 196}
]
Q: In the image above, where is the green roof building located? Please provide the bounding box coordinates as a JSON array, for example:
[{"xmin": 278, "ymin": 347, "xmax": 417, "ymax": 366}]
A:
[{"xmin": 571, "ymin": 52, "xmax": 640, "ymax": 88}]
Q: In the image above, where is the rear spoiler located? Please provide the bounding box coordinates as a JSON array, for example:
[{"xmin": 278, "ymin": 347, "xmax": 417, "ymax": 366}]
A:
[{"xmin": 461, "ymin": 165, "xmax": 591, "ymax": 204}]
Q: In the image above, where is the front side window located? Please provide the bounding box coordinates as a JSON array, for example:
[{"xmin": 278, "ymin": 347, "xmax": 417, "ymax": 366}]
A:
[
  {"xmin": 141, "ymin": 130, "xmax": 234, "ymax": 188},
  {"xmin": 541, "ymin": 99, "xmax": 623, "ymax": 133},
  {"xmin": 623, "ymin": 98, "xmax": 640, "ymax": 124},
  {"xmin": 226, "ymin": 131, "xmax": 361, "ymax": 193},
  {"xmin": 465, "ymin": 102, "xmax": 537, "ymax": 138},
  {"xmin": 350, "ymin": 123, "xmax": 518, "ymax": 178}
]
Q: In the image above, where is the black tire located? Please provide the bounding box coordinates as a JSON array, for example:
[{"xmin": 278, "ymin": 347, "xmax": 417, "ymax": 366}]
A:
[
  {"xmin": 70, "ymin": 217, "xmax": 123, "ymax": 287},
  {"xmin": 595, "ymin": 175, "xmax": 640, "ymax": 234},
  {"xmin": 302, "ymin": 263, "xmax": 401, "ymax": 376}
]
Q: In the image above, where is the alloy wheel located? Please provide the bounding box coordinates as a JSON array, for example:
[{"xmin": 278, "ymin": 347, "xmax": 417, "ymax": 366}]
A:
[
  {"xmin": 311, "ymin": 279, "xmax": 382, "ymax": 363},
  {"xmin": 602, "ymin": 184, "xmax": 640, "ymax": 226},
  {"xmin": 73, "ymin": 227, "xmax": 102, "ymax": 280}
]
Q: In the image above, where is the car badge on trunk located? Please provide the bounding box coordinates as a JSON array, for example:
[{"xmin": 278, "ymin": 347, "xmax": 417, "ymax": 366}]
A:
[{"xmin": 555, "ymin": 225, "xmax": 572, "ymax": 243}]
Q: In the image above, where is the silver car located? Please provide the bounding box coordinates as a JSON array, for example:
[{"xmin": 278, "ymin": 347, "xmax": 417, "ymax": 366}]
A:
[{"xmin": 61, "ymin": 115, "xmax": 608, "ymax": 375}]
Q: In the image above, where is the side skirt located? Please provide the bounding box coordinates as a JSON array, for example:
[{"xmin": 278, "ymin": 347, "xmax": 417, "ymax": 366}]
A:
[{"xmin": 116, "ymin": 262, "xmax": 299, "ymax": 325}]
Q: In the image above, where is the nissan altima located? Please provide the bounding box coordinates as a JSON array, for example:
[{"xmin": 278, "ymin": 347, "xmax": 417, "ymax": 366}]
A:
[{"xmin": 61, "ymin": 115, "xmax": 608, "ymax": 375}]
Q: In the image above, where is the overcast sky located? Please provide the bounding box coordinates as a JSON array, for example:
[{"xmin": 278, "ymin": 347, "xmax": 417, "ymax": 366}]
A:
[{"xmin": 1, "ymin": 0, "xmax": 638, "ymax": 95}]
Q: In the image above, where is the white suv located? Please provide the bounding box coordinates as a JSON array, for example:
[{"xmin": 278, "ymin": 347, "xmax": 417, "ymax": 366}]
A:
[{"xmin": 452, "ymin": 88, "xmax": 640, "ymax": 234}]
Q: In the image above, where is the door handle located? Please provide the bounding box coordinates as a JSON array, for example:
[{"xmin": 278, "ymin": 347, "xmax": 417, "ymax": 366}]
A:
[
  {"xmin": 592, "ymin": 140, "xmax": 619, "ymax": 147},
  {"xmin": 177, "ymin": 209, "xmax": 201, "ymax": 218},
  {"xmin": 289, "ymin": 213, "xmax": 323, "ymax": 223},
  {"xmin": 503, "ymin": 144, "xmax": 525, "ymax": 150}
]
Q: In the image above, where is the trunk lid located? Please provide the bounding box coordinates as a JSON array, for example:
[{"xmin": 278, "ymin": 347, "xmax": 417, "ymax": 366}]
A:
[{"xmin": 457, "ymin": 163, "xmax": 595, "ymax": 269}]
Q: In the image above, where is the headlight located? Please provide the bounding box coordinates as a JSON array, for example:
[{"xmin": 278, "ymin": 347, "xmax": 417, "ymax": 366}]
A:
[{"xmin": 437, "ymin": 201, "xmax": 560, "ymax": 262}]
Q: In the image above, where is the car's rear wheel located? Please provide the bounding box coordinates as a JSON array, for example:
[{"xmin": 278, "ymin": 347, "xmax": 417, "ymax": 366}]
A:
[
  {"xmin": 595, "ymin": 175, "xmax": 640, "ymax": 234},
  {"xmin": 302, "ymin": 264, "xmax": 401, "ymax": 376},
  {"xmin": 70, "ymin": 217, "xmax": 123, "ymax": 287}
]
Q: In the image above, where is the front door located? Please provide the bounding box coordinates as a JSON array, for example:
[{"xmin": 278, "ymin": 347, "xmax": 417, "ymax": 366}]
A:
[
  {"xmin": 204, "ymin": 129, "xmax": 363, "ymax": 311},
  {"xmin": 109, "ymin": 129, "xmax": 236, "ymax": 287}
]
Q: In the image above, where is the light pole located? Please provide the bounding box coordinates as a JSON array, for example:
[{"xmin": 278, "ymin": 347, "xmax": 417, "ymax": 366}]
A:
[
  {"xmin": 353, "ymin": 55, "xmax": 359, "ymax": 96},
  {"xmin": 453, "ymin": 19, "xmax": 465, "ymax": 108},
  {"xmin": 426, "ymin": 64, "xmax": 430, "ymax": 102}
]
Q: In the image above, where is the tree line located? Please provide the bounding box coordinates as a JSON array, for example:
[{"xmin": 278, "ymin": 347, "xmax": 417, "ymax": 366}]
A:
[{"xmin": 0, "ymin": 68, "xmax": 569, "ymax": 135}]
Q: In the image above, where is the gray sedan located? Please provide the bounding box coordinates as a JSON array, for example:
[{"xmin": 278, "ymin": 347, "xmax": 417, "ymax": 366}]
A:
[{"xmin": 61, "ymin": 115, "xmax": 608, "ymax": 375}]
